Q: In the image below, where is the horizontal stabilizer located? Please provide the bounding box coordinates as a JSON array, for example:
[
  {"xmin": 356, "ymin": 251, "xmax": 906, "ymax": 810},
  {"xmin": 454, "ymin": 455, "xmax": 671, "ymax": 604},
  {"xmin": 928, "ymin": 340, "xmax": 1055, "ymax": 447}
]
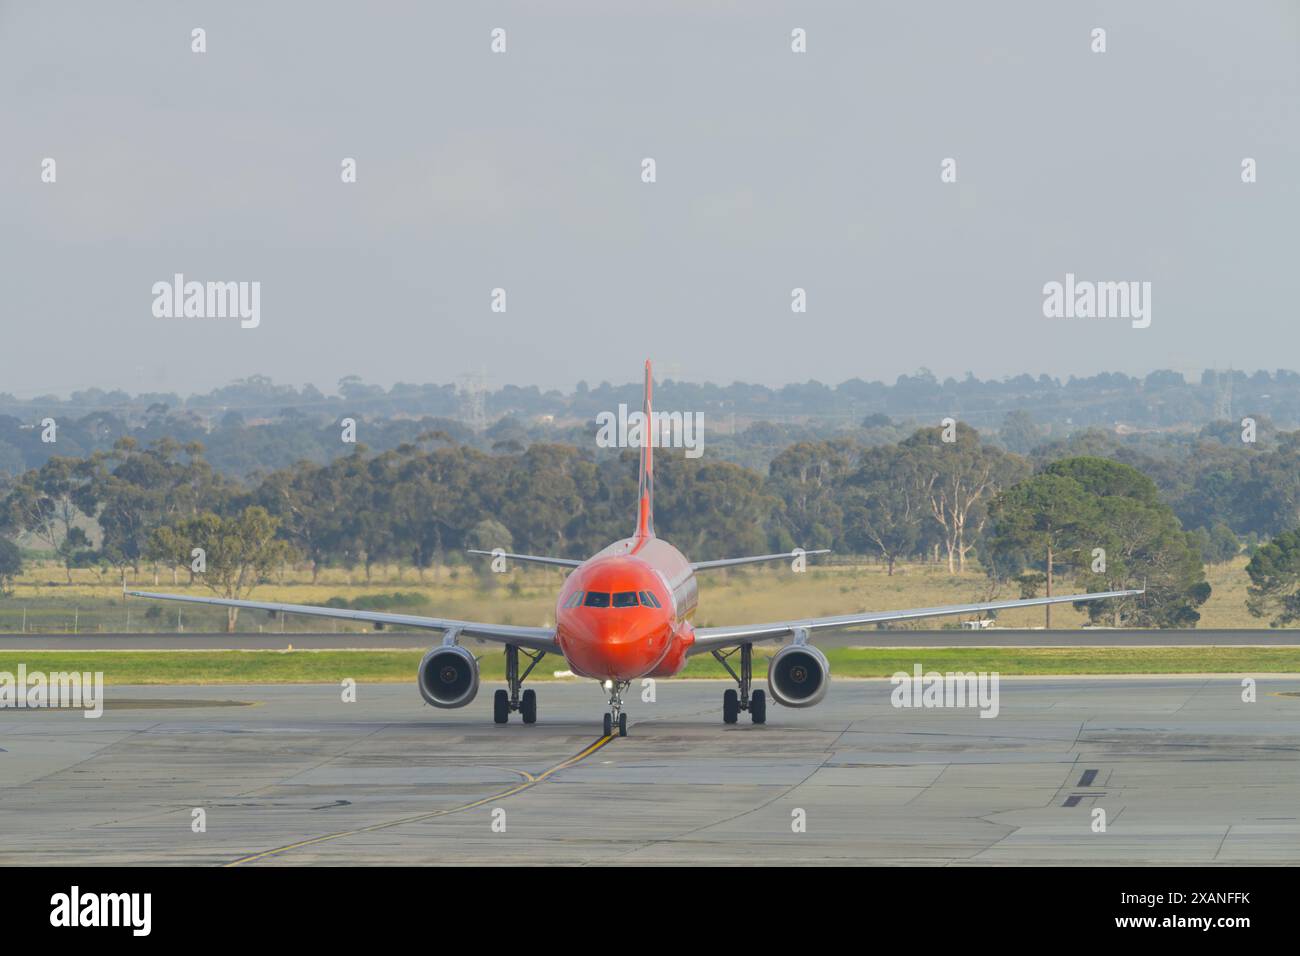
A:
[
  {"xmin": 691, "ymin": 549, "xmax": 830, "ymax": 571},
  {"xmin": 467, "ymin": 549, "xmax": 582, "ymax": 569}
]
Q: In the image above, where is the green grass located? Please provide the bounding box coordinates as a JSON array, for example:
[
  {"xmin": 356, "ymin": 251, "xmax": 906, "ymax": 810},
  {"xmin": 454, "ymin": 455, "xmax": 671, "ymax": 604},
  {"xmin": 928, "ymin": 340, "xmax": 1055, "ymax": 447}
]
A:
[{"xmin": 4, "ymin": 646, "xmax": 1300, "ymax": 685}]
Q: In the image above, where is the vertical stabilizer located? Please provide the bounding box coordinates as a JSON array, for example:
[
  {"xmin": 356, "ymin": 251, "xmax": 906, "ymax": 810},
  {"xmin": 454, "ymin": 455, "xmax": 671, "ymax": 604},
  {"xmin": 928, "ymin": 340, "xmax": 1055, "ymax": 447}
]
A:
[{"xmin": 636, "ymin": 360, "xmax": 655, "ymax": 538}]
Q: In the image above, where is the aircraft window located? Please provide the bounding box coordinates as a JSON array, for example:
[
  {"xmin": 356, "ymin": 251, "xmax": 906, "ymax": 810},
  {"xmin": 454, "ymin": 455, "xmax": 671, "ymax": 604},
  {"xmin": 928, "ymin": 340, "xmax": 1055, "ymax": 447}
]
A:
[
  {"xmin": 583, "ymin": 591, "xmax": 611, "ymax": 608},
  {"xmin": 563, "ymin": 591, "xmax": 583, "ymax": 608},
  {"xmin": 639, "ymin": 590, "xmax": 662, "ymax": 608},
  {"xmin": 612, "ymin": 591, "xmax": 639, "ymax": 608}
]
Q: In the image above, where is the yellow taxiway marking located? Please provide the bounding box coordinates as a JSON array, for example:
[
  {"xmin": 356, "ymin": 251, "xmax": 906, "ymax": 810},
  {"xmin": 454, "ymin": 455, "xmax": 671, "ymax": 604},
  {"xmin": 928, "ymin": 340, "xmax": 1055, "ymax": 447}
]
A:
[{"xmin": 223, "ymin": 734, "xmax": 615, "ymax": 866}]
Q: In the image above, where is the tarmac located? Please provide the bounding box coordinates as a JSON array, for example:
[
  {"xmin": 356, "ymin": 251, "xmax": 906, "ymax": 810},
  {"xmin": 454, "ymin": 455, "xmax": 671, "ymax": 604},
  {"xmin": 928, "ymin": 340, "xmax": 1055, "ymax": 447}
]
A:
[{"xmin": 2, "ymin": 677, "xmax": 1298, "ymax": 865}]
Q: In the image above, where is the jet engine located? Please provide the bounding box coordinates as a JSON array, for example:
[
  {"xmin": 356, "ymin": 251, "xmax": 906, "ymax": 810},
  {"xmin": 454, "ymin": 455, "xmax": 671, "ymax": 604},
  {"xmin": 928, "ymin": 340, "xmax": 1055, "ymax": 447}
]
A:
[
  {"xmin": 417, "ymin": 645, "xmax": 480, "ymax": 708},
  {"xmin": 767, "ymin": 643, "xmax": 830, "ymax": 707}
]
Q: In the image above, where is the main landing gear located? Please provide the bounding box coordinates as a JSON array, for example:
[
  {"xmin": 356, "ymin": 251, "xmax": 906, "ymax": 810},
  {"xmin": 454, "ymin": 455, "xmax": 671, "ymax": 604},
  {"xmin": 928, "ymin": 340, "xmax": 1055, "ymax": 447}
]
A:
[
  {"xmin": 712, "ymin": 642, "xmax": 766, "ymax": 725},
  {"xmin": 493, "ymin": 644, "xmax": 545, "ymax": 725},
  {"xmin": 602, "ymin": 680, "xmax": 630, "ymax": 737}
]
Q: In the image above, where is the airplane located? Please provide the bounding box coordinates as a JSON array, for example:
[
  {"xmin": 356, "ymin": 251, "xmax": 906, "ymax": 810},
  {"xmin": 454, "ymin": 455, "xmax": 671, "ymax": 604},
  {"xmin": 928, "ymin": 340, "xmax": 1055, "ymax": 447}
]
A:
[{"xmin": 128, "ymin": 360, "xmax": 1143, "ymax": 737}]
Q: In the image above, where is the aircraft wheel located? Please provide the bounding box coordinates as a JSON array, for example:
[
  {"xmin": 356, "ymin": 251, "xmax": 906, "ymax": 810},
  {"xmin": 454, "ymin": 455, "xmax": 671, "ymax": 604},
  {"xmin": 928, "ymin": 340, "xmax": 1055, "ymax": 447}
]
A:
[
  {"xmin": 493, "ymin": 689, "xmax": 509, "ymax": 724},
  {"xmin": 723, "ymin": 688, "xmax": 739, "ymax": 724},
  {"xmin": 618, "ymin": 712, "xmax": 628, "ymax": 737},
  {"xmin": 751, "ymin": 689, "xmax": 767, "ymax": 724},
  {"xmin": 521, "ymin": 689, "xmax": 537, "ymax": 724},
  {"xmin": 603, "ymin": 712, "xmax": 613, "ymax": 736}
]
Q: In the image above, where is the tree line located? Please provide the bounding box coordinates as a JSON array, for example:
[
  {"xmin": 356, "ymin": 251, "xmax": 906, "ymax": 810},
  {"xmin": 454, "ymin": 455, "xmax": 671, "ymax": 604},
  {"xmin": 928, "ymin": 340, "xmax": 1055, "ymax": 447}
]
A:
[
  {"xmin": 7, "ymin": 423, "xmax": 1300, "ymax": 628},
  {"xmin": 6, "ymin": 366, "xmax": 1300, "ymax": 433}
]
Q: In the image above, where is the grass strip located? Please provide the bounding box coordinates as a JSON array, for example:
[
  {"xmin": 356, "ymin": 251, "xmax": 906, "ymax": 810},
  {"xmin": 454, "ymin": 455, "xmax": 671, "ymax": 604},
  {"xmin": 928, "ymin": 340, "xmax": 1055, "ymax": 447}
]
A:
[{"xmin": 2, "ymin": 646, "xmax": 1300, "ymax": 684}]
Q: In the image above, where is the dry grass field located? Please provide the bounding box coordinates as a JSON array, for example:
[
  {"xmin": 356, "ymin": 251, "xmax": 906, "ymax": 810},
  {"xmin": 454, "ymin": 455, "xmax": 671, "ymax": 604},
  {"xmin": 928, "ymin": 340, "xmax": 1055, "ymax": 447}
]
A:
[{"xmin": 0, "ymin": 555, "xmax": 1279, "ymax": 634}]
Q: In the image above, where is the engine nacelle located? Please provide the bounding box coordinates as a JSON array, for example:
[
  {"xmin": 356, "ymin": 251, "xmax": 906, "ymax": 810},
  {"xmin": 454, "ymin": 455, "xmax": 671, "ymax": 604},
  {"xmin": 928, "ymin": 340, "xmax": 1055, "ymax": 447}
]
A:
[
  {"xmin": 767, "ymin": 643, "xmax": 830, "ymax": 708},
  {"xmin": 417, "ymin": 645, "xmax": 480, "ymax": 708}
]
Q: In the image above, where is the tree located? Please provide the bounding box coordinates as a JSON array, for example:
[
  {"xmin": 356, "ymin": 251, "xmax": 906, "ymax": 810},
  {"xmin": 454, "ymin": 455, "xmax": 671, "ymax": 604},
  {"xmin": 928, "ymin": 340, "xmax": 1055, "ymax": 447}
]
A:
[
  {"xmin": 999, "ymin": 409, "xmax": 1042, "ymax": 455},
  {"xmin": 465, "ymin": 518, "xmax": 512, "ymax": 554},
  {"xmin": 1075, "ymin": 496, "xmax": 1210, "ymax": 627},
  {"xmin": 841, "ymin": 446, "xmax": 924, "ymax": 574},
  {"xmin": 1172, "ymin": 444, "xmax": 1257, "ymax": 535},
  {"xmin": 993, "ymin": 457, "xmax": 1211, "ymax": 628},
  {"xmin": 148, "ymin": 506, "xmax": 296, "ymax": 631},
  {"xmin": 1189, "ymin": 521, "xmax": 1240, "ymax": 565},
  {"xmin": 1044, "ymin": 456, "xmax": 1160, "ymax": 505},
  {"xmin": 987, "ymin": 473, "xmax": 1093, "ymax": 626},
  {"xmin": 1243, "ymin": 434, "xmax": 1300, "ymax": 537},
  {"xmin": 903, "ymin": 423, "xmax": 1026, "ymax": 573},
  {"xmin": 1054, "ymin": 458, "xmax": 1209, "ymax": 627},
  {"xmin": 655, "ymin": 455, "xmax": 779, "ymax": 560},
  {"xmin": 499, "ymin": 445, "xmax": 598, "ymax": 555},
  {"xmin": 1246, "ymin": 529, "xmax": 1300, "ymax": 626},
  {"xmin": 77, "ymin": 437, "xmax": 228, "ymax": 583},
  {"xmin": 389, "ymin": 445, "xmax": 500, "ymax": 577},
  {"xmin": 767, "ymin": 440, "xmax": 860, "ymax": 551},
  {"xmin": 0, "ymin": 537, "xmax": 21, "ymax": 594},
  {"xmin": 0, "ymin": 457, "xmax": 92, "ymax": 582},
  {"xmin": 255, "ymin": 461, "xmax": 336, "ymax": 583},
  {"xmin": 56, "ymin": 527, "xmax": 97, "ymax": 580}
]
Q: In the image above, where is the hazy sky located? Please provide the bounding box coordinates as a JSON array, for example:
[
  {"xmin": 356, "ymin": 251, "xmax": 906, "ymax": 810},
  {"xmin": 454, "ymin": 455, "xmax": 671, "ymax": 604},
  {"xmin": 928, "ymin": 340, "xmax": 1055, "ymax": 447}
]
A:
[{"xmin": 3, "ymin": 1, "xmax": 1297, "ymax": 398}]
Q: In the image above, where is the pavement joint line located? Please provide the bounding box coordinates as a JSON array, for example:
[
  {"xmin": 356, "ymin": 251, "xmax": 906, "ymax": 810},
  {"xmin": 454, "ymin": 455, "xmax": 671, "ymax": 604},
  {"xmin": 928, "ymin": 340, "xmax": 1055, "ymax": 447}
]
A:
[{"xmin": 222, "ymin": 734, "xmax": 615, "ymax": 866}]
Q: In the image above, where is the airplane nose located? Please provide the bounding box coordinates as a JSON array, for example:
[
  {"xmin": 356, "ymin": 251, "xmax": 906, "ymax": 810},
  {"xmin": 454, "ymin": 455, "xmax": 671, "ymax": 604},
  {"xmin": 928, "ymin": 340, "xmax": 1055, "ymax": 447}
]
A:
[{"xmin": 561, "ymin": 617, "xmax": 672, "ymax": 680}]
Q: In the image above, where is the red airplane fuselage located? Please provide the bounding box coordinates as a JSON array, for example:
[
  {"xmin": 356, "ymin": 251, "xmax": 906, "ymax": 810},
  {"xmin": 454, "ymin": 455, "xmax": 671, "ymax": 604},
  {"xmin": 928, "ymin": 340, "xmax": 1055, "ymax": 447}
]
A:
[{"xmin": 555, "ymin": 534, "xmax": 698, "ymax": 681}]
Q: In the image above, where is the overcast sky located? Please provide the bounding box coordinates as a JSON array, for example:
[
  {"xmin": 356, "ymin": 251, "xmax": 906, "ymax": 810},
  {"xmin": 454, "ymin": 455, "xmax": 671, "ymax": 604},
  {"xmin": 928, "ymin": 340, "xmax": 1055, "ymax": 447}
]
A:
[{"xmin": 2, "ymin": 1, "xmax": 1297, "ymax": 398}]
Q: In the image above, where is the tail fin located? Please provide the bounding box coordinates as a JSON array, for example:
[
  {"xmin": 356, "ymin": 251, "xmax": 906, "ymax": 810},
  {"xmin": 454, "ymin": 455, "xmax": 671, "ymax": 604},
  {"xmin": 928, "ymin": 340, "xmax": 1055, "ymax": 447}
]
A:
[{"xmin": 636, "ymin": 359, "xmax": 655, "ymax": 538}]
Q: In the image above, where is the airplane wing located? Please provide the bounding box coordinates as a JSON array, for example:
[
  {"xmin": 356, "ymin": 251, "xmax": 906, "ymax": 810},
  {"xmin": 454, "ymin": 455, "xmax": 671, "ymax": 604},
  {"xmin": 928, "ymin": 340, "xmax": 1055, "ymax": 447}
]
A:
[
  {"xmin": 124, "ymin": 590, "xmax": 559, "ymax": 653},
  {"xmin": 466, "ymin": 549, "xmax": 582, "ymax": 569},
  {"xmin": 688, "ymin": 588, "xmax": 1143, "ymax": 655},
  {"xmin": 690, "ymin": 549, "xmax": 831, "ymax": 571}
]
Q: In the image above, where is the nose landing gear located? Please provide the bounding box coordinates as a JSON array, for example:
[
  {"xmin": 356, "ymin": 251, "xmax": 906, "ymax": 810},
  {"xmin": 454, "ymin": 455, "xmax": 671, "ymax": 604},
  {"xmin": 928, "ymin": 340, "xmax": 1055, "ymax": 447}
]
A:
[
  {"xmin": 602, "ymin": 680, "xmax": 630, "ymax": 737},
  {"xmin": 712, "ymin": 642, "xmax": 766, "ymax": 725}
]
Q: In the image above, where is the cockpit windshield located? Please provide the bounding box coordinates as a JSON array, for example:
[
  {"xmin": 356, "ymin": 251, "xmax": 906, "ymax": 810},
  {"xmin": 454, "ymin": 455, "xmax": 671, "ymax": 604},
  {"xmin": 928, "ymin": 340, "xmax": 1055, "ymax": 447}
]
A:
[{"xmin": 577, "ymin": 590, "xmax": 662, "ymax": 609}]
